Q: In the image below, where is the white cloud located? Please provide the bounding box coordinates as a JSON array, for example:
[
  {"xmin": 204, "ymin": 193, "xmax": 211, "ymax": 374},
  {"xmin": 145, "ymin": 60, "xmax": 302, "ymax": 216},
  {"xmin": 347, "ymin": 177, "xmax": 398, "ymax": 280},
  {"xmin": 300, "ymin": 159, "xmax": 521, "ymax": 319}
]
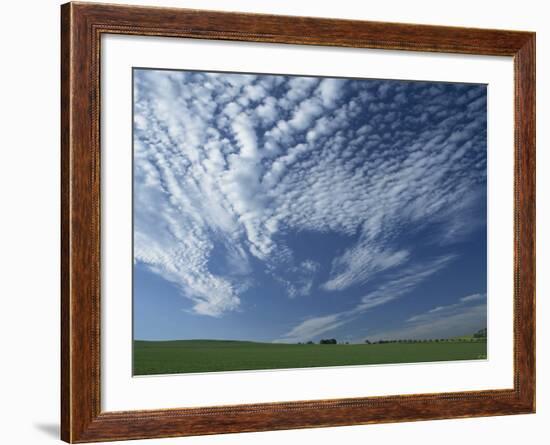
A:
[
  {"xmin": 277, "ymin": 260, "xmax": 320, "ymax": 298},
  {"xmin": 317, "ymin": 78, "xmax": 346, "ymax": 107},
  {"xmin": 278, "ymin": 255, "xmax": 455, "ymax": 342},
  {"xmin": 371, "ymin": 293, "xmax": 487, "ymax": 341},
  {"xmin": 231, "ymin": 113, "xmax": 258, "ymax": 159},
  {"xmin": 460, "ymin": 292, "xmax": 486, "ymax": 303},
  {"xmin": 355, "ymin": 255, "xmax": 455, "ymax": 312},
  {"xmin": 322, "ymin": 246, "xmax": 410, "ymax": 292},
  {"xmin": 289, "ymin": 98, "xmax": 324, "ymax": 131},
  {"xmin": 277, "ymin": 313, "xmax": 348, "ymax": 343}
]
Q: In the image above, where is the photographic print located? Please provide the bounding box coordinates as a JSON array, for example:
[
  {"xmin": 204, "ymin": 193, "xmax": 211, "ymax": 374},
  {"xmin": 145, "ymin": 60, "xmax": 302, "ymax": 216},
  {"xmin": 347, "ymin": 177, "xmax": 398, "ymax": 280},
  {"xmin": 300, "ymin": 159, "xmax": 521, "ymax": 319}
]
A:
[{"xmin": 132, "ymin": 68, "xmax": 488, "ymax": 376}]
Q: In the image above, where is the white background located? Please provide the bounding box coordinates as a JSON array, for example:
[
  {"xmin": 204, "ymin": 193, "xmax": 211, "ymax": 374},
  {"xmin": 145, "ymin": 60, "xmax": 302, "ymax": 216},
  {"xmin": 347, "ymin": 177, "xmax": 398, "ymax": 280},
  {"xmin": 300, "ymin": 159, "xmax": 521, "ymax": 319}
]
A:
[
  {"xmin": 102, "ymin": 35, "xmax": 514, "ymax": 411},
  {"xmin": 0, "ymin": 0, "xmax": 546, "ymax": 444}
]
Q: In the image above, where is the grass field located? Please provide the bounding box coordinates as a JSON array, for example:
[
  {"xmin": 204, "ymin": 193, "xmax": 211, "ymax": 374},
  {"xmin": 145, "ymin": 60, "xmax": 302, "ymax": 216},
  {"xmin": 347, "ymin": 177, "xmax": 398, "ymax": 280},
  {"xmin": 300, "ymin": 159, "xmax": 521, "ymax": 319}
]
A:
[{"xmin": 133, "ymin": 339, "xmax": 487, "ymax": 376}]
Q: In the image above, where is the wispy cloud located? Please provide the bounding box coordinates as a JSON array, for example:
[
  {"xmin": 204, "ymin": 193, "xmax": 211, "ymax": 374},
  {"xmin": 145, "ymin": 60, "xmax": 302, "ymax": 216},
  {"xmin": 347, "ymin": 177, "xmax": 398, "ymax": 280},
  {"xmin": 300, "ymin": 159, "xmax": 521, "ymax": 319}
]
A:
[
  {"xmin": 277, "ymin": 255, "xmax": 455, "ymax": 342},
  {"xmin": 460, "ymin": 292, "xmax": 486, "ymax": 303},
  {"xmin": 286, "ymin": 260, "xmax": 320, "ymax": 298},
  {"xmin": 370, "ymin": 292, "xmax": 487, "ymax": 341},
  {"xmin": 276, "ymin": 313, "xmax": 349, "ymax": 344},
  {"xmin": 322, "ymin": 245, "xmax": 410, "ymax": 292},
  {"xmin": 354, "ymin": 255, "xmax": 455, "ymax": 312}
]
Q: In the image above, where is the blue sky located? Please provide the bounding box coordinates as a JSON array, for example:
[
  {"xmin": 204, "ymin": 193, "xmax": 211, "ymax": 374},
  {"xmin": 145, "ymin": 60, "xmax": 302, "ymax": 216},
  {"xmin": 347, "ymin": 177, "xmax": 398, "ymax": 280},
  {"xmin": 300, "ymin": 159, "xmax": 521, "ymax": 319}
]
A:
[{"xmin": 133, "ymin": 68, "xmax": 487, "ymax": 343}]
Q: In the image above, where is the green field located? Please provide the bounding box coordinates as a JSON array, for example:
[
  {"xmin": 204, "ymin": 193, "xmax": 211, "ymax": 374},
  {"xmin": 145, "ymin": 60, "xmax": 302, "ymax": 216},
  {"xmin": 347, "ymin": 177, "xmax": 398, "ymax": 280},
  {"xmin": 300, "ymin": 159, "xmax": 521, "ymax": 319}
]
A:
[{"xmin": 133, "ymin": 339, "xmax": 487, "ymax": 376}]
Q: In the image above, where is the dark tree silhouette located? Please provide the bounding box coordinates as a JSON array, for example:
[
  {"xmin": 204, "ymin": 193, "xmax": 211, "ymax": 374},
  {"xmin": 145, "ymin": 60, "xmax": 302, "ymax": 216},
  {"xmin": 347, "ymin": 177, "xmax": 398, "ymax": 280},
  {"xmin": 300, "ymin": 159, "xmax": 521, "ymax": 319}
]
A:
[{"xmin": 320, "ymin": 338, "xmax": 337, "ymax": 344}]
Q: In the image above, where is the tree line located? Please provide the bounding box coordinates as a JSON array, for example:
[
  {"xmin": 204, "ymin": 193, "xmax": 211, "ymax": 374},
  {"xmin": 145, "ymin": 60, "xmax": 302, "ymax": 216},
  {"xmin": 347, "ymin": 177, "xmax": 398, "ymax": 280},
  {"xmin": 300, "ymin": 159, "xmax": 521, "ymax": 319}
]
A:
[
  {"xmin": 364, "ymin": 337, "xmax": 486, "ymax": 344},
  {"xmin": 297, "ymin": 334, "xmax": 487, "ymax": 345},
  {"xmin": 297, "ymin": 339, "xmax": 342, "ymax": 345}
]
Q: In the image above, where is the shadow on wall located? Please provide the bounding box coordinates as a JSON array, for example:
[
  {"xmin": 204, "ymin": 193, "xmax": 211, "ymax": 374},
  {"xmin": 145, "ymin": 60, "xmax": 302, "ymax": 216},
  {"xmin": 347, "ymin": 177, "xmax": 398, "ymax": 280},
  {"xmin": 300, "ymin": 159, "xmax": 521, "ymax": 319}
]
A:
[{"xmin": 33, "ymin": 423, "xmax": 59, "ymax": 439}]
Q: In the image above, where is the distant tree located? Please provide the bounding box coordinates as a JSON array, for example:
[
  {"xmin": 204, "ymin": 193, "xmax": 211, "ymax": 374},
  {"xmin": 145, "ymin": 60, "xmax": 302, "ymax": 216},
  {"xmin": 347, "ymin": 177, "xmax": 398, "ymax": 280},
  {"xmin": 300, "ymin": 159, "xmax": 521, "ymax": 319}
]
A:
[
  {"xmin": 364, "ymin": 339, "xmax": 371, "ymax": 344},
  {"xmin": 320, "ymin": 338, "xmax": 337, "ymax": 344},
  {"xmin": 473, "ymin": 328, "xmax": 487, "ymax": 339},
  {"xmin": 306, "ymin": 341, "xmax": 314, "ymax": 345}
]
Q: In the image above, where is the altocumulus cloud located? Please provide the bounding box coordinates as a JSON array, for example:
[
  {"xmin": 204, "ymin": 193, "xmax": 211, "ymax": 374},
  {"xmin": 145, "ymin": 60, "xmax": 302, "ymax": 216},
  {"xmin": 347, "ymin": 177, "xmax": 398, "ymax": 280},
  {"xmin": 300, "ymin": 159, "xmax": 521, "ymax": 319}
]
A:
[{"xmin": 133, "ymin": 69, "xmax": 486, "ymax": 336}]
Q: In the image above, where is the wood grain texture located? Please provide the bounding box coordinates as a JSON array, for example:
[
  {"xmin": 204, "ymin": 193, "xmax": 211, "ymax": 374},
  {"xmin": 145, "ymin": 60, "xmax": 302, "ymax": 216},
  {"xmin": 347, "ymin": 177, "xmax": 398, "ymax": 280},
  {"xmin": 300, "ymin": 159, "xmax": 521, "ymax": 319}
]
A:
[{"xmin": 60, "ymin": 2, "xmax": 536, "ymax": 442}]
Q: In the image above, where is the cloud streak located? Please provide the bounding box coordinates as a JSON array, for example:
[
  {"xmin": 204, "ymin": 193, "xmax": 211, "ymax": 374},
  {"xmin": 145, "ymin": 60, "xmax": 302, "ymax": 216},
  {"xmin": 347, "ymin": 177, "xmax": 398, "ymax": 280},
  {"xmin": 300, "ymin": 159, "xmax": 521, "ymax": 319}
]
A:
[
  {"xmin": 278, "ymin": 255, "xmax": 455, "ymax": 342},
  {"xmin": 369, "ymin": 292, "xmax": 487, "ymax": 341}
]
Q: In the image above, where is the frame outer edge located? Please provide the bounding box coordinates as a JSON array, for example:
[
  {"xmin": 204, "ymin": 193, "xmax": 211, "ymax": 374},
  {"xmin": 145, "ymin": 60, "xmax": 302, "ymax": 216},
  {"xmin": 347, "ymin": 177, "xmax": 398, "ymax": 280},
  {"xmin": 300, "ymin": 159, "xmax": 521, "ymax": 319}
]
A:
[
  {"xmin": 60, "ymin": 2, "xmax": 72, "ymax": 442},
  {"xmin": 62, "ymin": 2, "xmax": 101, "ymax": 442},
  {"xmin": 515, "ymin": 33, "xmax": 536, "ymax": 412},
  {"xmin": 60, "ymin": 2, "xmax": 536, "ymax": 442}
]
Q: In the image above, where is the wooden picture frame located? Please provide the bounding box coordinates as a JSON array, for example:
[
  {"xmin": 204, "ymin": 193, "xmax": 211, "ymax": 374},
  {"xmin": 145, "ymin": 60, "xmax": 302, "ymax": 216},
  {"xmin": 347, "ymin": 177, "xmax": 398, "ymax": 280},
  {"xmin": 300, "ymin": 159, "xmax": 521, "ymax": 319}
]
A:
[{"xmin": 61, "ymin": 2, "xmax": 535, "ymax": 442}]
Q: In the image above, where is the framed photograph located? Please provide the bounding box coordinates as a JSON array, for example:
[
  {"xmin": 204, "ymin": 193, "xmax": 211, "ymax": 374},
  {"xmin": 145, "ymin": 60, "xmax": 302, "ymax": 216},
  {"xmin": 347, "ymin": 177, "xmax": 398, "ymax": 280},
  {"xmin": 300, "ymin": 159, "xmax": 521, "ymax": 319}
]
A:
[{"xmin": 61, "ymin": 2, "xmax": 535, "ymax": 442}]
